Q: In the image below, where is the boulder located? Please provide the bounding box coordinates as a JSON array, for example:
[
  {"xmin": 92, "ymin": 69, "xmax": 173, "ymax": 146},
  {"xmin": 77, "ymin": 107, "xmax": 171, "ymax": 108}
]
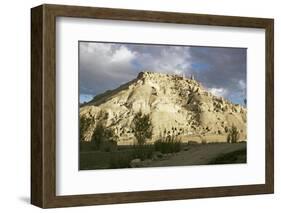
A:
[{"xmin": 130, "ymin": 158, "xmax": 142, "ymax": 168}]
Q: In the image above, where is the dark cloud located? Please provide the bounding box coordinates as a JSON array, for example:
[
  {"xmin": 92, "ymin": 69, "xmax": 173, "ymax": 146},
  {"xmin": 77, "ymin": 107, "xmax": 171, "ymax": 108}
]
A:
[
  {"xmin": 79, "ymin": 42, "xmax": 246, "ymax": 105},
  {"xmin": 79, "ymin": 42, "xmax": 137, "ymax": 95},
  {"xmin": 188, "ymin": 47, "xmax": 246, "ymax": 104}
]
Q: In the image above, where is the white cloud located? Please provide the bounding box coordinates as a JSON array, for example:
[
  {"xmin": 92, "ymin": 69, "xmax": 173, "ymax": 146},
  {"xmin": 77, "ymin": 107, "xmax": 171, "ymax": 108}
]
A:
[
  {"xmin": 80, "ymin": 42, "xmax": 112, "ymax": 57},
  {"xmin": 111, "ymin": 46, "xmax": 136, "ymax": 63},
  {"xmin": 80, "ymin": 42, "xmax": 192, "ymax": 95},
  {"xmin": 207, "ymin": 87, "xmax": 228, "ymax": 98},
  {"xmin": 79, "ymin": 42, "xmax": 246, "ymax": 105},
  {"xmin": 79, "ymin": 43, "xmax": 136, "ymax": 86},
  {"xmin": 135, "ymin": 46, "xmax": 192, "ymax": 75},
  {"xmin": 238, "ymin": 79, "xmax": 246, "ymax": 90}
]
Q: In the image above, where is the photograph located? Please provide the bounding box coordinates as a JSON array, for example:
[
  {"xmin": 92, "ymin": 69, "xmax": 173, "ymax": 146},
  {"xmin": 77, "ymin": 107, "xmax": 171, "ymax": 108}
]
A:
[{"xmin": 78, "ymin": 41, "xmax": 247, "ymax": 170}]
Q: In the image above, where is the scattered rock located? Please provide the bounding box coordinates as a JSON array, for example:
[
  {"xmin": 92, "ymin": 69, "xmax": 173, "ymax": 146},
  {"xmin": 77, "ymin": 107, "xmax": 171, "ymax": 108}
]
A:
[
  {"xmin": 152, "ymin": 151, "xmax": 163, "ymax": 160},
  {"xmin": 130, "ymin": 159, "xmax": 142, "ymax": 168}
]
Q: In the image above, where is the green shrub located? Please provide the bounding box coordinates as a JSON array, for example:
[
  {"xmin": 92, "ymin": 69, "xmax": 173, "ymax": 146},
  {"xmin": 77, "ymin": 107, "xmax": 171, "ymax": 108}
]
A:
[
  {"xmin": 227, "ymin": 134, "xmax": 231, "ymax": 143},
  {"xmin": 109, "ymin": 152, "xmax": 133, "ymax": 169},
  {"xmin": 201, "ymin": 139, "xmax": 207, "ymax": 144},
  {"xmin": 109, "ymin": 144, "xmax": 154, "ymax": 168},
  {"xmin": 154, "ymin": 135, "xmax": 182, "ymax": 154},
  {"xmin": 132, "ymin": 111, "xmax": 153, "ymax": 145},
  {"xmin": 79, "ymin": 116, "xmax": 92, "ymax": 142},
  {"xmin": 133, "ymin": 144, "xmax": 154, "ymax": 160},
  {"xmin": 227, "ymin": 125, "xmax": 240, "ymax": 143},
  {"xmin": 79, "ymin": 142, "xmax": 96, "ymax": 152},
  {"xmin": 91, "ymin": 122, "xmax": 118, "ymax": 151},
  {"xmin": 208, "ymin": 148, "xmax": 246, "ymax": 164}
]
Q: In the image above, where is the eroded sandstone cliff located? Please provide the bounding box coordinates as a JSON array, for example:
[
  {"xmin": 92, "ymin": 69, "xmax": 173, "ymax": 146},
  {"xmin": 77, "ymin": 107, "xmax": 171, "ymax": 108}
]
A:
[{"xmin": 80, "ymin": 71, "xmax": 247, "ymax": 144}]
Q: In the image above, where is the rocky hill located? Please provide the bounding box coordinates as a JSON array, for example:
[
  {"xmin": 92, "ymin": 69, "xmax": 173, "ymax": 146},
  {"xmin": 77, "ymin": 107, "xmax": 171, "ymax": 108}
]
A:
[{"xmin": 80, "ymin": 71, "xmax": 247, "ymax": 145}]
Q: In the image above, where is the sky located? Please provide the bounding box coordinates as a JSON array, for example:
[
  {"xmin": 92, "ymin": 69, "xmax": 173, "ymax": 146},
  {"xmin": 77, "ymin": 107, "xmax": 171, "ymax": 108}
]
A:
[{"xmin": 79, "ymin": 42, "xmax": 246, "ymax": 105}]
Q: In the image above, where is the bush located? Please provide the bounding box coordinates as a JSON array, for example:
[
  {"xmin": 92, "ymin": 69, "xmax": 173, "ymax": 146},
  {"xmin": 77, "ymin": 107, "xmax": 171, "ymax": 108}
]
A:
[
  {"xmin": 132, "ymin": 111, "xmax": 153, "ymax": 145},
  {"xmin": 154, "ymin": 135, "xmax": 182, "ymax": 154},
  {"xmin": 109, "ymin": 152, "xmax": 133, "ymax": 169},
  {"xmin": 227, "ymin": 134, "xmax": 231, "ymax": 143},
  {"xmin": 99, "ymin": 140, "xmax": 118, "ymax": 152},
  {"xmin": 91, "ymin": 122, "xmax": 118, "ymax": 151},
  {"xmin": 201, "ymin": 139, "xmax": 207, "ymax": 144},
  {"xmin": 133, "ymin": 144, "xmax": 154, "ymax": 160},
  {"xmin": 79, "ymin": 116, "xmax": 92, "ymax": 142},
  {"xmin": 227, "ymin": 125, "xmax": 240, "ymax": 143},
  {"xmin": 79, "ymin": 142, "xmax": 96, "ymax": 152},
  {"xmin": 109, "ymin": 144, "xmax": 154, "ymax": 168},
  {"xmin": 208, "ymin": 148, "xmax": 246, "ymax": 164}
]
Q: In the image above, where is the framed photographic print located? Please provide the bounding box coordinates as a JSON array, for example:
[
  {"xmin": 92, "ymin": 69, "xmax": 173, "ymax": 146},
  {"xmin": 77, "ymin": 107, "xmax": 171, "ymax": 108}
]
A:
[{"xmin": 31, "ymin": 4, "xmax": 274, "ymax": 208}]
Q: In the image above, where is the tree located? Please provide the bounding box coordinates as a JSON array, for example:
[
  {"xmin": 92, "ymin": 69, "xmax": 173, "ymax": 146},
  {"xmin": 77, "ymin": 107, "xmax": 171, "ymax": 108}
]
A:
[
  {"xmin": 227, "ymin": 134, "xmax": 231, "ymax": 143},
  {"xmin": 227, "ymin": 125, "xmax": 240, "ymax": 143},
  {"xmin": 91, "ymin": 121, "xmax": 117, "ymax": 151},
  {"xmin": 132, "ymin": 111, "xmax": 153, "ymax": 145},
  {"xmin": 79, "ymin": 116, "xmax": 92, "ymax": 142}
]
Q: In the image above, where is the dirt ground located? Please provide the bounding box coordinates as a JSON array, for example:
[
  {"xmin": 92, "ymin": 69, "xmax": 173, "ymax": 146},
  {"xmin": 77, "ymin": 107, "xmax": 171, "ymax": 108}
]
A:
[
  {"xmin": 143, "ymin": 143, "xmax": 246, "ymax": 167},
  {"xmin": 79, "ymin": 143, "xmax": 246, "ymax": 170}
]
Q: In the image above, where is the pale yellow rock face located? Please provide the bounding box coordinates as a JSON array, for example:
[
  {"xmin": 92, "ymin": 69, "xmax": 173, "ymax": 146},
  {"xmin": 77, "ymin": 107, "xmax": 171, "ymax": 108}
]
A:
[{"xmin": 80, "ymin": 71, "xmax": 247, "ymax": 144}]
